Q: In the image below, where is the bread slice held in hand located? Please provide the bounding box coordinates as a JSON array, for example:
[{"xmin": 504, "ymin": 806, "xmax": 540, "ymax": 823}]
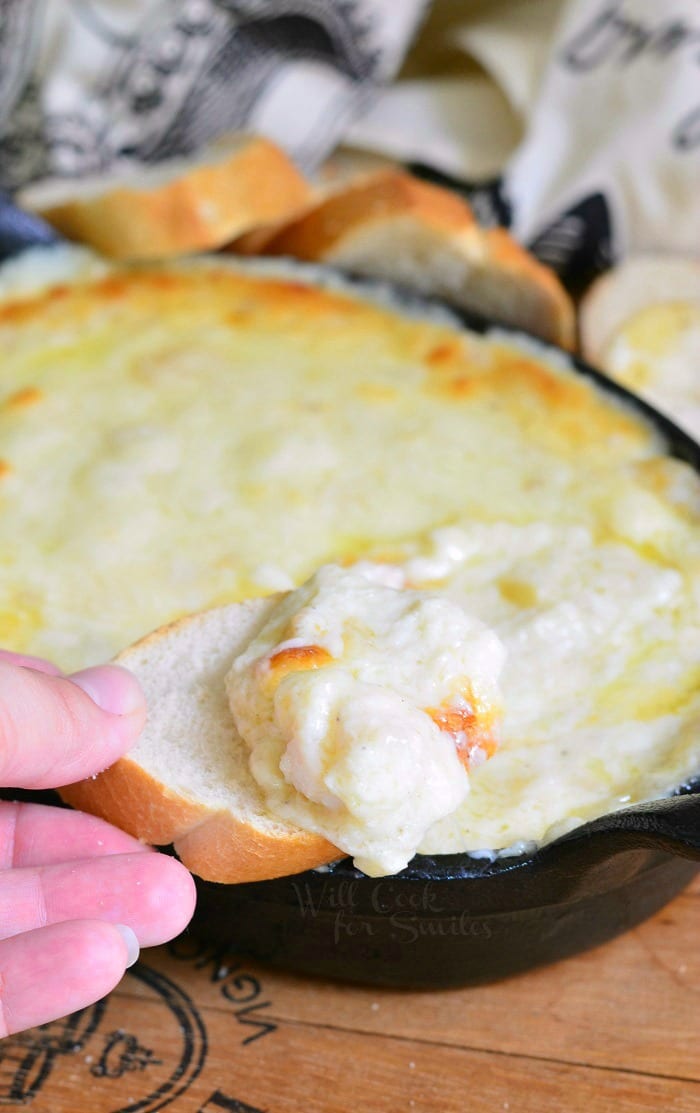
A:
[
  {"xmin": 18, "ymin": 133, "xmax": 311, "ymax": 261},
  {"xmin": 58, "ymin": 559, "xmax": 505, "ymax": 883},
  {"xmin": 246, "ymin": 170, "xmax": 574, "ymax": 348},
  {"xmin": 59, "ymin": 600, "xmax": 340, "ymax": 883}
]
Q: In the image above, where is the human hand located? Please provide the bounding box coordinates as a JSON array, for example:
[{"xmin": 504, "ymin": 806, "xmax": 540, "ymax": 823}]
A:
[{"xmin": 0, "ymin": 649, "xmax": 196, "ymax": 1037}]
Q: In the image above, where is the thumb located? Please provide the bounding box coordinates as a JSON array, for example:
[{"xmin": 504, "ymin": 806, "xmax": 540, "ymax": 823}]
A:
[{"xmin": 0, "ymin": 662, "xmax": 146, "ymax": 790}]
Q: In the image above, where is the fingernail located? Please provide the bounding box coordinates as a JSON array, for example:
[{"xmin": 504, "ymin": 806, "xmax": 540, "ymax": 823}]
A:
[
  {"xmin": 70, "ymin": 665, "xmax": 144, "ymax": 716},
  {"xmin": 114, "ymin": 923, "xmax": 140, "ymax": 968}
]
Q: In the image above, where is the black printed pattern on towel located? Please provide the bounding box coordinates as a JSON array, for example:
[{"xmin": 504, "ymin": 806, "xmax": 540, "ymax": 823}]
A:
[
  {"xmin": 410, "ymin": 162, "xmax": 614, "ymax": 286},
  {"xmin": 0, "ymin": 0, "xmax": 412, "ymax": 193},
  {"xmin": 526, "ymin": 191, "xmax": 615, "ymax": 292}
]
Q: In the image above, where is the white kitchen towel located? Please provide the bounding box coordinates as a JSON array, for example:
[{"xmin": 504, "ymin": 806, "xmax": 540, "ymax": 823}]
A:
[
  {"xmin": 505, "ymin": 0, "xmax": 700, "ymax": 273},
  {"xmin": 345, "ymin": 0, "xmax": 562, "ymax": 181},
  {"xmin": 348, "ymin": 0, "xmax": 700, "ymax": 278},
  {"xmin": 0, "ymin": 0, "xmax": 697, "ymax": 279}
]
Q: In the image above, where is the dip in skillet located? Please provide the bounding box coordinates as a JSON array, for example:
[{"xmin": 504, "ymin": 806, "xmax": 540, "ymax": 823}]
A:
[{"xmin": 1, "ymin": 249, "xmax": 698, "ymax": 879}]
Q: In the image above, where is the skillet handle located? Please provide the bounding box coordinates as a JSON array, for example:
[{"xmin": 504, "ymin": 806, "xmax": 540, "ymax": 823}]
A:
[
  {"xmin": 0, "ymin": 193, "xmax": 59, "ymax": 261},
  {"xmin": 554, "ymin": 793, "xmax": 700, "ymax": 862}
]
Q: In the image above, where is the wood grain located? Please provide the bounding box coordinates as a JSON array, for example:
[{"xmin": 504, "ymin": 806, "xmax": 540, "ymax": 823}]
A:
[{"xmin": 0, "ymin": 873, "xmax": 696, "ymax": 1112}]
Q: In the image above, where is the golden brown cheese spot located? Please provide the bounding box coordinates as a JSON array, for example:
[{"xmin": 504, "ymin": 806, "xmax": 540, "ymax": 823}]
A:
[
  {"xmin": 267, "ymin": 275, "xmax": 352, "ymax": 321},
  {"xmin": 0, "ymin": 299, "xmax": 41, "ymax": 327},
  {"xmin": 111, "ymin": 269, "xmax": 361, "ymax": 334},
  {"xmin": 143, "ymin": 272, "xmax": 180, "ymax": 293},
  {"xmin": 426, "ymin": 696, "xmax": 500, "ymax": 771},
  {"xmin": 47, "ymin": 284, "xmax": 69, "ymax": 303},
  {"xmin": 0, "ymin": 266, "xmax": 437, "ymax": 389},
  {"xmin": 425, "ymin": 341, "xmax": 463, "ymax": 367},
  {"xmin": 426, "ymin": 341, "xmax": 650, "ymax": 453},
  {"xmin": 4, "ymin": 386, "xmax": 44, "ymax": 410},
  {"xmin": 424, "ymin": 340, "xmax": 483, "ymax": 399},
  {"xmin": 96, "ymin": 275, "xmax": 129, "ymax": 300},
  {"xmin": 0, "ymin": 284, "xmax": 71, "ymax": 328},
  {"xmin": 443, "ymin": 373, "xmax": 480, "ymax": 400},
  {"xmin": 0, "ymin": 459, "xmax": 11, "ymax": 478},
  {"xmin": 504, "ymin": 355, "xmax": 579, "ymax": 406},
  {"xmin": 498, "ymin": 576, "xmax": 538, "ymax": 608},
  {"xmin": 265, "ymin": 643, "xmax": 334, "ymax": 689},
  {"xmin": 492, "ymin": 350, "xmax": 650, "ymax": 448}
]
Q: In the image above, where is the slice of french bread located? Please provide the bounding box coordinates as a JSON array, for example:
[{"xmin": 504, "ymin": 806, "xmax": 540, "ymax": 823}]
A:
[
  {"xmin": 18, "ymin": 134, "xmax": 312, "ymax": 261},
  {"xmin": 226, "ymin": 147, "xmax": 395, "ymax": 256},
  {"xmin": 247, "ymin": 170, "xmax": 575, "ymax": 348},
  {"xmin": 59, "ymin": 600, "xmax": 340, "ymax": 883}
]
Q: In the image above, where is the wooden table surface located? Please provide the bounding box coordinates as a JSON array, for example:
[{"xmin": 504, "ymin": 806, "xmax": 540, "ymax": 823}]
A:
[{"xmin": 2, "ymin": 871, "xmax": 698, "ymax": 1112}]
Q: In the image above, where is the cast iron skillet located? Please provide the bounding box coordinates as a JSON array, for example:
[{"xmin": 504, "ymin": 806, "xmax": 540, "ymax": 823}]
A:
[
  {"xmin": 1, "ymin": 207, "xmax": 699, "ymax": 989},
  {"xmin": 190, "ymin": 284, "xmax": 700, "ymax": 988}
]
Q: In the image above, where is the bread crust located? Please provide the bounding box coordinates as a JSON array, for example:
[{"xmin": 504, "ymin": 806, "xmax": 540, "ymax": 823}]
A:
[
  {"xmin": 59, "ymin": 758, "xmax": 339, "ymax": 882},
  {"xmin": 173, "ymin": 812, "xmax": 339, "ymax": 884},
  {"xmin": 229, "ymin": 150, "xmax": 397, "ymax": 256},
  {"xmin": 59, "ymin": 756, "xmax": 207, "ymax": 848},
  {"xmin": 259, "ymin": 171, "xmax": 574, "ymax": 349},
  {"xmin": 20, "ymin": 136, "xmax": 311, "ymax": 261},
  {"xmin": 58, "ymin": 602, "xmax": 341, "ymax": 883},
  {"xmin": 264, "ymin": 171, "xmax": 473, "ymax": 257}
]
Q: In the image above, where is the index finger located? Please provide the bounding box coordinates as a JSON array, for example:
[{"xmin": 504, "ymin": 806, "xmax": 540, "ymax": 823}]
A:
[
  {"xmin": 0, "ymin": 649, "xmax": 64, "ymax": 675},
  {"xmin": 0, "ymin": 662, "xmax": 146, "ymax": 789}
]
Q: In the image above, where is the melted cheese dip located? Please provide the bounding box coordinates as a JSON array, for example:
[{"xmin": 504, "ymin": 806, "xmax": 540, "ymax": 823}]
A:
[
  {"xmin": 226, "ymin": 563, "xmax": 504, "ymax": 875},
  {"xmin": 1, "ymin": 251, "xmax": 699, "ymax": 861},
  {"xmin": 382, "ymin": 520, "xmax": 700, "ymax": 855}
]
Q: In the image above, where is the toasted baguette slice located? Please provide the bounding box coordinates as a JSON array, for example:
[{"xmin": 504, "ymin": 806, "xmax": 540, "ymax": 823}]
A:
[
  {"xmin": 59, "ymin": 600, "xmax": 340, "ymax": 883},
  {"xmin": 254, "ymin": 170, "xmax": 574, "ymax": 348},
  {"xmin": 228, "ymin": 148, "xmax": 396, "ymax": 256},
  {"xmin": 18, "ymin": 134, "xmax": 312, "ymax": 261},
  {"xmin": 313, "ymin": 147, "xmax": 400, "ymax": 191},
  {"xmin": 580, "ymin": 254, "xmax": 700, "ymax": 366},
  {"xmin": 228, "ymin": 194, "xmax": 321, "ymax": 257}
]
